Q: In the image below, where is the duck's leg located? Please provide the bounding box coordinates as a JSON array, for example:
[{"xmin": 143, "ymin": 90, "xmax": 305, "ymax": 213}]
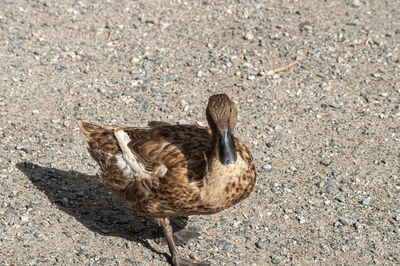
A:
[
  {"xmin": 156, "ymin": 218, "xmax": 180, "ymax": 265},
  {"xmin": 154, "ymin": 228, "xmax": 200, "ymax": 246},
  {"xmin": 155, "ymin": 218, "xmax": 209, "ymax": 266},
  {"xmin": 154, "ymin": 217, "xmax": 200, "ymax": 246}
]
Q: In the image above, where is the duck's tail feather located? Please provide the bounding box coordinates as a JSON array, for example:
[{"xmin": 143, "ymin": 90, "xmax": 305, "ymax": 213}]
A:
[
  {"xmin": 79, "ymin": 122, "xmax": 134, "ymax": 195},
  {"xmin": 79, "ymin": 122, "xmax": 120, "ymax": 153}
]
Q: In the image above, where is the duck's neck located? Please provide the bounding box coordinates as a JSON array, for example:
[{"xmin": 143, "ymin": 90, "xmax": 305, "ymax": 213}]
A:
[{"xmin": 201, "ymin": 142, "xmax": 245, "ymax": 208}]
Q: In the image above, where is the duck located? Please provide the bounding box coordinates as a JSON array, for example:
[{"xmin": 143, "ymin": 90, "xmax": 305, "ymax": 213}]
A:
[{"xmin": 79, "ymin": 93, "xmax": 256, "ymax": 266}]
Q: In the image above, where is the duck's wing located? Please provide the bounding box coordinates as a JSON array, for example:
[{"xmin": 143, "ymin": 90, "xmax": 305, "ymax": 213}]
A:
[
  {"xmin": 126, "ymin": 124, "xmax": 213, "ymax": 182},
  {"xmin": 80, "ymin": 122, "xmax": 212, "ymax": 194}
]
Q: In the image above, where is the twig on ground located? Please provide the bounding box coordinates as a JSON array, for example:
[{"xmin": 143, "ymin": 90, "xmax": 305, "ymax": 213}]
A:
[
  {"xmin": 108, "ymin": 30, "xmax": 114, "ymax": 41},
  {"xmin": 259, "ymin": 60, "xmax": 298, "ymax": 76}
]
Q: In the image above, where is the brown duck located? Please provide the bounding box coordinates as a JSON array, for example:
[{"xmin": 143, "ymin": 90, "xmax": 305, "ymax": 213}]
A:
[{"xmin": 79, "ymin": 94, "xmax": 256, "ymax": 265}]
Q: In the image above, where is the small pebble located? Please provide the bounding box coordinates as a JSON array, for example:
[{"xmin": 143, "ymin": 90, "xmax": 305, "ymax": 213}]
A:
[
  {"xmin": 339, "ymin": 218, "xmax": 354, "ymax": 226},
  {"xmin": 362, "ymin": 197, "xmax": 371, "ymax": 206},
  {"xmin": 262, "ymin": 164, "xmax": 272, "ymax": 171},
  {"xmin": 271, "ymin": 255, "xmax": 281, "ymax": 264},
  {"xmin": 352, "ymin": 0, "xmax": 362, "ymax": 7},
  {"xmin": 244, "ymin": 33, "xmax": 254, "ymax": 41},
  {"xmin": 99, "ymin": 257, "xmax": 111, "ymax": 264},
  {"xmin": 325, "ymin": 184, "xmax": 335, "ymax": 193},
  {"xmin": 255, "ymin": 241, "xmax": 267, "ymax": 249},
  {"xmin": 335, "ymin": 196, "xmax": 345, "ymax": 203},
  {"xmin": 346, "ymin": 238, "xmax": 357, "ymax": 245}
]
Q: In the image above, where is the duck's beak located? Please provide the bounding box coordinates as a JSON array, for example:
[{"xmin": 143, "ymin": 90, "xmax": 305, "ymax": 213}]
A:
[{"xmin": 217, "ymin": 127, "xmax": 237, "ymax": 165}]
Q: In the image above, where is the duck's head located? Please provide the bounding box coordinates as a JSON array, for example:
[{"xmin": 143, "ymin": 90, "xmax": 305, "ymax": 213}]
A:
[{"xmin": 206, "ymin": 94, "xmax": 238, "ymax": 165}]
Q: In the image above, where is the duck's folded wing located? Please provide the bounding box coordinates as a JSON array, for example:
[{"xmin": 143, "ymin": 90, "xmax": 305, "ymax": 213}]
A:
[
  {"xmin": 125, "ymin": 125, "xmax": 213, "ymax": 182},
  {"xmin": 80, "ymin": 122, "xmax": 212, "ymax": 191}
]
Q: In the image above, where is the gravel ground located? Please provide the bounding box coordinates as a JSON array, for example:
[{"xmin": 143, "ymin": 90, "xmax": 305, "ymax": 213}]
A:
[{"xmin": 1, "ymin": 0, "xmax": 400, "ymax": 265}]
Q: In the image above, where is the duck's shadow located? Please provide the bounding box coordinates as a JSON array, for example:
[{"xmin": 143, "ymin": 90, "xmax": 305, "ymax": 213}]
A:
[{"xmin": 16, "ymin": 162, "xmax": 189, "ymax": 256}]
